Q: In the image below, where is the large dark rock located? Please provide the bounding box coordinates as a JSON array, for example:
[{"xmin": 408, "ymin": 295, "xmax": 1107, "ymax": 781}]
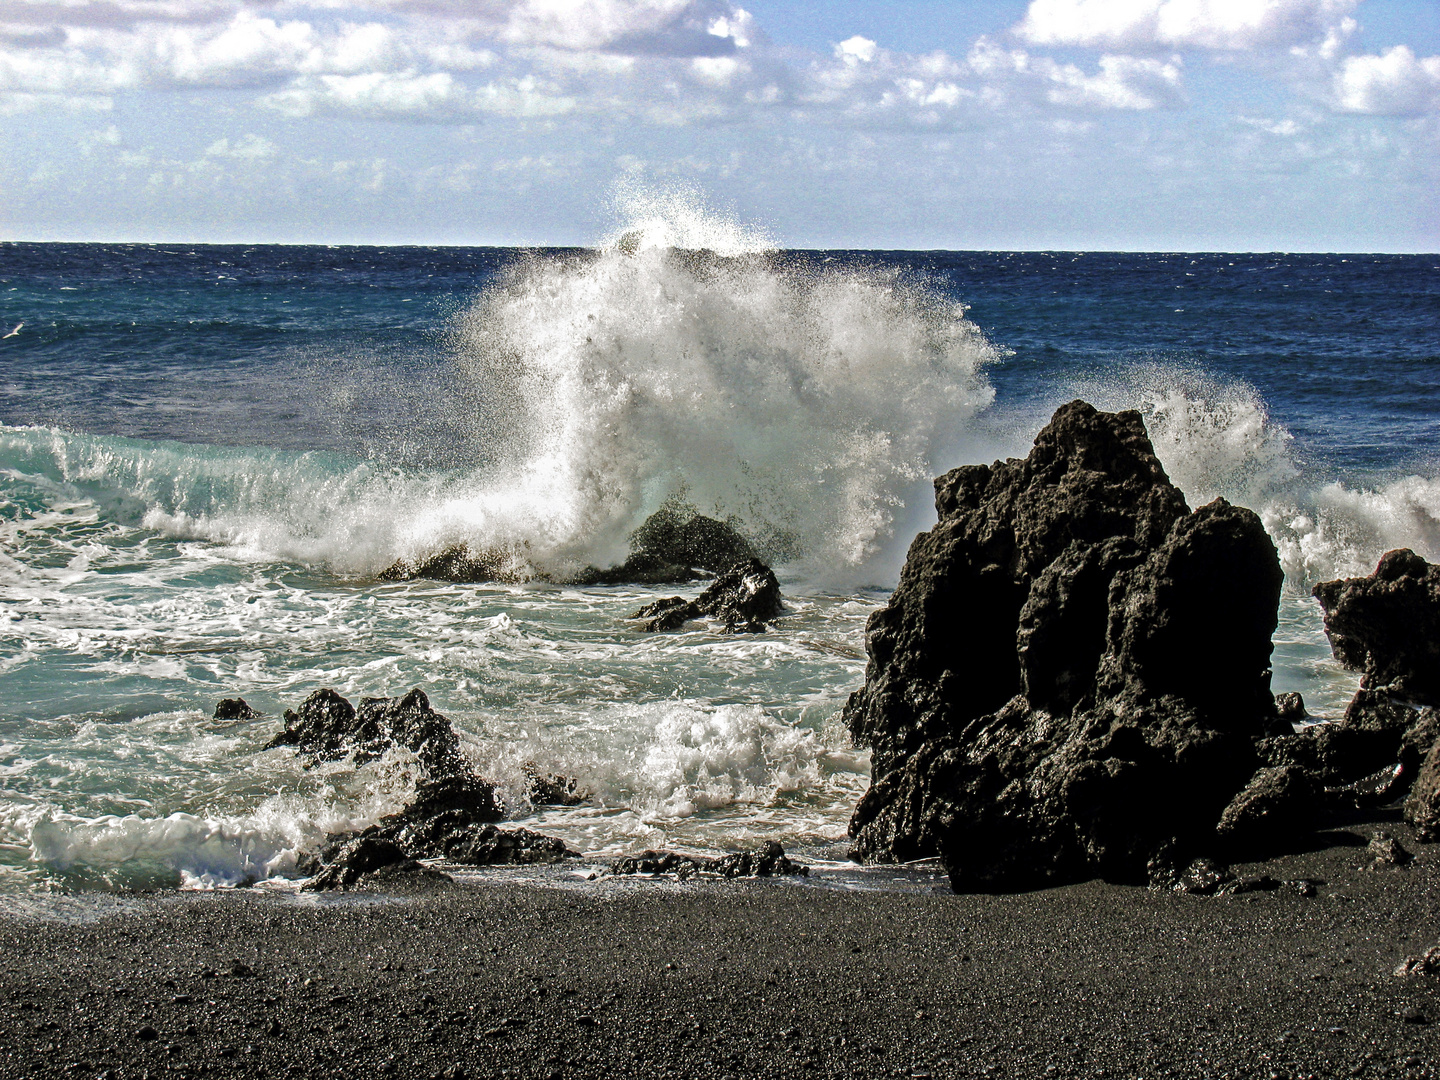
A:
[
  {"xmin": 845, "ymin": 401, "xmax": 1287, "ymax": 890},
  {"xmin": 631, "ymin": 558, "xmax": 783, "ymax": 633},
  {"xmin": 1314, "ymin": 549, "xmax": 1440, "ymax": 703},
  {"xmin": 262, "ymin": 687, "xmax": 467, "ymax": 777},
  {"xmin": 1305, "ymin": 551, "xmax": 1440, "ymax": 831}
]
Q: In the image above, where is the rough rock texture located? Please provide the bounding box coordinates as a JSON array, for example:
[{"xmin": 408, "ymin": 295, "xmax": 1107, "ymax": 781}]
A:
[
  {"xmin": 1314, "ymin": 549, "xmax": 1440, "ymax": 702},
  {"xmin": 1407, "ymin": 740, "xmax": 1440, "ymax": 842},
  {"xmin": 378, "ymin": 545, "xmax": 533, "ymax": 585},
  {"xmin": 577, "ymin": 505, "xmax": 756, "ymax": 585},
  {"xmin": 1274, "ymin": 692, "xmax": 1307, "ymax": 725},
  {"xmin": 1311, "ymin": 550, "xmax": 1440, "ymax": 840},
  {"xmin": 214, "ymin": 698, "xmax": 260, "ymax": 721},
  {"xmin": 523, "ymin": 764, "xmax": 586, "ymax": 806},
  {"xmin": 1215, "ymin": 766, "xmax": 1321, "ymax": 851},
  {"xmin": 608, "ymin": 842, "xmax": 807, "ymax": 879},
  {"xmin": 301, "ymin": 837, "xmax": 449, "ymax": 892},
  {"xmin": 264, "ymin": 689, "xmax": 576, "ymax": 884},
  {"xmin": 845, "ymin": 401, "xmax": 1288, "ymax": 890},
  {"xmin": 261, "ymin": 687, "xmax": 468, "ymax": 776},
  {"xmin": 631, "ymin": 558, "xmax": 783, "ymax": 633}
]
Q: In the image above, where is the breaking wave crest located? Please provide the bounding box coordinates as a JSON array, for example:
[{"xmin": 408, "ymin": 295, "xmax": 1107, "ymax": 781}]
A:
[
  {"xmin": 1, "ymin": 192, "xmax": 997, "ymax": 583},
  {"xmin": 1067, "ymin": 365, "xmax": 1440, "ymax": 588}
]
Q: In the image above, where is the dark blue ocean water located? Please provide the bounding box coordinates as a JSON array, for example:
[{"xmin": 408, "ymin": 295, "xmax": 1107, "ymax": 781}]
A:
[
  {"xmin": 3, "ymin": 245, "xmax": 1436, "ymax": 475},
  {"xmin": 0, "ymin": 240, "xmax": 1436, "ymax": 892}
]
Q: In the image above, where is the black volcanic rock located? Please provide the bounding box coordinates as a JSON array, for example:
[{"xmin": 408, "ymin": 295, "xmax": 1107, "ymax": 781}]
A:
[
  {"xmin": 264, "ymin": 689, "xmax": 579, "ymax": 883},
  {"xmin": 1314, "ymin": 549, "xmax": 1440, "ymax": 703},
  {"xmin": 214, "ymin": 698, "xmax": 260, "ymax": 721},
  {"xmin": 631, "ymin": 558, "xmax": 783, "ymax": 633},
  {"xmin": 845, "ymin": 401, "xmax": 1288, "ymax": 890},
  {"xmin": 262, "ymin": 687, "xmax": 467, "ymax": 776},
  {"xmin": 1407, "ymin": 740, "xmax": 1440, "ymax": 842},
  {"xmin": 609, "ymin": 842, "xmax": 807, "ymax": 879},
  {"xmin": 380, "ymin": 504, "xmax": 759, "ymax": 587},
  {"xmin": 1307, "ymin": 551, "xmax": 1440, "ymax": 835}
]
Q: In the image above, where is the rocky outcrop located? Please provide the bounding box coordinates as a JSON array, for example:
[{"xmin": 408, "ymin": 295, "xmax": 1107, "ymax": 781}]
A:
[
  {"xmin": 845, "ymin": 401, "xmax": 1288, "ymax": 890},
  {"xmin": 261, "ymin": 687, "xmax": 468, "ymax": 777},
  {"xmin": 1407, "ymin": 741, "xmax": 1440, "ymax": 842},
  {"xmin": 214, "ymin": 698, "xmax": 260, "ymax": 721},
  {"xmin": 631, "ymin": 558, "xmax": 783, "ymax": 633},
  {"xmin": 264, "ymin": 688, "xmax": 577, "ymax": 887},
  {"xmin": 609, "ymin": 841, "xmax": 807, "ymax": 879},
  {"xmin": 1312, "ymin": 551, "xmax": 1440, "ymax": 840},
  {"xmin": 1314, "ymin": 549, "xmax": 1440, "ymax": 702},
  {"xmin": 576, "ymin": 505, "xmax": 757, "ymax": 585}
]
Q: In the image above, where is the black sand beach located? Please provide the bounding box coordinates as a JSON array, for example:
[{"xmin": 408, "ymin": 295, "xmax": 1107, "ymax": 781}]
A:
[{"xmin": 4, "ymin": 813, "xmax": 1439, "ymax": 1080}]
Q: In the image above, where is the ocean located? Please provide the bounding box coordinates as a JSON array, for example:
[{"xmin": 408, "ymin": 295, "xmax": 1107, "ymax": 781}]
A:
[{"xmin": 1, "ymin": 213, "xmax": 1437, "ymax": 894}]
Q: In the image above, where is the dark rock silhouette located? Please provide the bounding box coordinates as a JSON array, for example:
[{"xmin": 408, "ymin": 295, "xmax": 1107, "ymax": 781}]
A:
[
  {"xmin": 845, "ymin": 401, "xmax": 1287, "ymax": 890},
  {"xmin": 263, "ymin": 688, "xmax": 576, "ymax": 887},
  {"xmin": 578, "ymin": 504, "xmax": 757, "ymax": 585},
  {"xmin": 1312, "ymin": 550, "xmax": 1440, "ymax": 840},
  {"xmin": 378, "ymin": 503, "xmax": 761, "ymax": 587},
  {"xmin": 261, "ymin": 687, "xmax": 467, "ymax": 777},
  {"xmin": 214, "ymin": 698, "xmax": 260, "ymax": 721},
  {"xmin": 631, "ymin": 558, "xmax": 783, "ymax": 633},
  {"xmin": 523, "ymin": 764, "xmax": 586, "ymax": 806},
  {"xmin": 1314, "ymin": 549, "xmax": 1440, "ymax": 702}
]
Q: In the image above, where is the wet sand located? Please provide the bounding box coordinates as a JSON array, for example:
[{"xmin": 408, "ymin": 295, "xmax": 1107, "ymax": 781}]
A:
[{"xmin": 3, "ymin": 814, "xmax": 1439, "ymax": 1080}]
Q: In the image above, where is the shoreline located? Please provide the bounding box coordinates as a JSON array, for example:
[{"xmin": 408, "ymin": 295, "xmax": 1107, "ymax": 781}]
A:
[{"xmin": 4, "ymin": 812, "xmax": 1439, "ymax": 1079}]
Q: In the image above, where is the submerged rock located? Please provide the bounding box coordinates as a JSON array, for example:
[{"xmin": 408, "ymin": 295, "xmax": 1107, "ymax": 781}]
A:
[
  {"xmin": 378, "ymin": 544, "xmax": 535, "ymax": 585},
  {"xmin": 630, "ymin": 558, "xmax": 783, "ymax": 633},
  {"xmin": 214, "ymin": 698, "xmax": 260, "ymax": 721},
  {"xmin": 523, "ymin": 764, "xmax": 586, "ymax": 806},
  {"xmin": 609, "ymin": 841, "xmax": 807, "ymax": 879},
  {"xmin": 578, "ymin": 505, "xmax": 757, "ymax": 585},
  {"xmin": 845, "ymin": 401, "xmax": 1288, "ymax": 890}
]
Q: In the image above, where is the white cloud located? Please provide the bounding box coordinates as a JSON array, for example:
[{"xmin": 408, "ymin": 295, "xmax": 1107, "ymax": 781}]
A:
[
  {"xmin": 835, "ymin": 35, "xmax": 876, "ymax": 66},
  {"xmin": 968, "ymin": 37, "xmax": 1185, "ymax": 111},
  {"xmin": 1332, "ymin": 45, "xmax": 1440, "ymax": 116},
  {"xmin": 1014, "ymin": 0, "xmax": 1358, "ymax": 52},
  {"xmin": 205, "ymin": 131, "xmax": 276, "ymax": 157}
]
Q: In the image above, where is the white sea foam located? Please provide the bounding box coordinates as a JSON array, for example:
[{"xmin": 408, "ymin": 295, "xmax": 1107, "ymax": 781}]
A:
[
  {"xmin": 0, "ymin": 190, "xmax": 995, "ymax": 585},
  {"xmin": 1055, "ymin": 365, "xmax": 1440, "ymax": 588}
]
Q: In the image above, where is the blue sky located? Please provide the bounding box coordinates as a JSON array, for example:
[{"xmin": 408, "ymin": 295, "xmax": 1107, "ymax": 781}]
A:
[{"xmin": 1, "ymin": 0, "xmax": 1437, "ymax": 250}]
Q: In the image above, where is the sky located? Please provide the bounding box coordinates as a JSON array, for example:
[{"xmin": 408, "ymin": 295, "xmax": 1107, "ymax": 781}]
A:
[{"xmin": 1, "ymin": 0, "xmax": 1437, "ymax": 250}]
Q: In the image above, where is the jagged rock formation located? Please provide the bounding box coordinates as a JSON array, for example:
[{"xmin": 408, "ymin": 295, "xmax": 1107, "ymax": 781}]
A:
[
  {"xmin": 1311, "ymin": 550, "xmax": 1440, "ymax": 843},
  {"xmin": 1314, "ymin": 549, "xmax": 1440, "ymax": 702},
  {"xmin": 263, "ymin": 688, "xmax": 576, "ymax": 889},
  {"xmin": 631, "ymin": 558, "xmax": 783, "ymax": 633},
  {"xmin": 261, "ymin": 687, "xmax": 468, "ymax": 777},
  {"xmin": 845, "ymin": 401, "xmax": 1288, "ymax": 890}
]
